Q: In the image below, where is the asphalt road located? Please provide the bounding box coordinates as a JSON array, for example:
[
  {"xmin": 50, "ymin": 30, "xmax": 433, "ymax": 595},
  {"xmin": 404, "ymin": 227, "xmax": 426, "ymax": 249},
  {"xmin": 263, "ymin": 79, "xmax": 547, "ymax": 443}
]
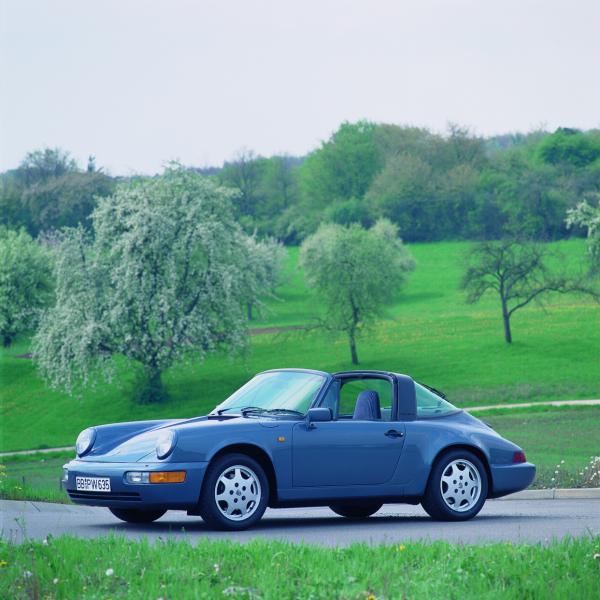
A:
[{"xmin": 2, "ymin": 498, "xmax": 599, "ymax": 546}]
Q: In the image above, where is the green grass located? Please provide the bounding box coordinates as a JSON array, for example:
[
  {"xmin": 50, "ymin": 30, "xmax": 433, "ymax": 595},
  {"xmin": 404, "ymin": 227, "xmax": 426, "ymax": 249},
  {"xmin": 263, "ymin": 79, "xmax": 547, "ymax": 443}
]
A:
[
  {"xmin": 2, "ymin": 536, "xmax": 600, "ymax": 599},
  {"xmin": 0, "ymin": 451, "xmax": 73, "ymax": 503},
  {"xmin": 1, "ymin": 239, "xmax": 599, "ymax": 452}
]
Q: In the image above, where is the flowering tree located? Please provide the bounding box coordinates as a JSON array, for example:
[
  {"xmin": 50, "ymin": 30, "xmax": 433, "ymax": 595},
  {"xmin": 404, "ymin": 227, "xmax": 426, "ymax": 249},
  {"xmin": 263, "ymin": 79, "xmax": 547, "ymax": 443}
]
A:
[
  {"xmin": 0, "ymin": 228, "xmax": 53, "ymax": 346},
  {"xmin": 34, "ymin": 166, "xmax": 256, "ymax": 403},
  {"xmin": 300, "ymin": 219, "xmax": 415, "ymax": 364},
  {"xmin": 567, "ymin": 195, "xmax": 600, "ymax": 272},
  {"xmin": 240, "ymin": 233, "xmax": 286, "ymax": 320}
]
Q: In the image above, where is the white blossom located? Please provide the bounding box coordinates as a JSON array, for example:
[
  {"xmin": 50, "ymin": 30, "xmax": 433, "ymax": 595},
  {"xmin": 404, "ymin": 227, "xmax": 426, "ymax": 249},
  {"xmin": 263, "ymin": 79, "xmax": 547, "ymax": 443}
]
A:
[{"xmin": 34, "ymin": 165, "xmax": 262, "ymax": 402}]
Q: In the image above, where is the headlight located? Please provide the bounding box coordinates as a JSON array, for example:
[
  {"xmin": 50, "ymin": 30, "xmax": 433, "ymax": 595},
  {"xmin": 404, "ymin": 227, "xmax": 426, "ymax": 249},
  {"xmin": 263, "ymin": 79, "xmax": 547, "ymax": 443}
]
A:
[
  {"xmin": 155, "ymin": 430, "xmax": 176, "ymax": 459},
  {"xmin": 75, "ymin": 427, "xmax": 96, "ymax": 457}
]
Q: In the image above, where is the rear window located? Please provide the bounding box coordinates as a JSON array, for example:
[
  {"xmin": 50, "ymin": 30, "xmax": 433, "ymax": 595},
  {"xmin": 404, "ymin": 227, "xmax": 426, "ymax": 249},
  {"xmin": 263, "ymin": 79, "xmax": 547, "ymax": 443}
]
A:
[{"xmin": 415, "ymin": 383, "xmax": 459, "ymax": 418}]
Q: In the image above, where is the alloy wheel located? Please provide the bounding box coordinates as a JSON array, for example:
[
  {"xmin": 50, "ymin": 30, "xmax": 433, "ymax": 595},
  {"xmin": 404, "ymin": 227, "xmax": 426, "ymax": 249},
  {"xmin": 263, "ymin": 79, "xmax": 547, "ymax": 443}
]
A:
[
  {"xmin": 439, "ymin": 458, "xmax": 482, "ymax": 512},
  {"xmin": 214, "ymin": 464, "xmax": 262, "ymax": 521}
]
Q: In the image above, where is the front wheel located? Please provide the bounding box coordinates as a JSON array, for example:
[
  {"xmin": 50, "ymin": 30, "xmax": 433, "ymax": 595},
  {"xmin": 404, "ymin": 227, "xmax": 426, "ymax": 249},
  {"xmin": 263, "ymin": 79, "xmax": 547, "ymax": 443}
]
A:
[
  {"xmin": 421, "ymin": 450, "xmax": 488, "ymax": 521},
  {"xmin": 198, "ymin": 453, "xmax": 269, "ymax": 530},
  {"xmin": 329, "ymin": 502, "xmax": 383, "ymax": 519},
  {"xmin": 109, "ymin": 508, "xmax": 166, "ymax": 523}
]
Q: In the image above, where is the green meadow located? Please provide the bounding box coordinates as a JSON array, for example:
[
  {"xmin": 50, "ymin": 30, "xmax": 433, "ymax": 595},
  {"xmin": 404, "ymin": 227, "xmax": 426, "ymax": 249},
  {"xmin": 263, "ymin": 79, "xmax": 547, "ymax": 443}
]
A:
[
  {"xmin": 2, "ymin": 536, "xmax": 600, "ymax": 600},
  {"xmin": 1, "ymin": 239, "xmax": 598, "ymax": 453}
]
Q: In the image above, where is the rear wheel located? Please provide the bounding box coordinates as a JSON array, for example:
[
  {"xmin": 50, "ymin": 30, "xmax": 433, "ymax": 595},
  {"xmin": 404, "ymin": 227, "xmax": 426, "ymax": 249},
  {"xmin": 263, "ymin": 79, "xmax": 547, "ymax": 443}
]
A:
[
  {"xmin": 329, "ymin": 502, "xmax": 383, "ymax": 519},
  {"xmin": 421, "ymin": 449, "xmax": 488, "ymax": 521},
  {"xmin": 198, "ymin": 453, "xmax": 269, "ymax": 530},
  {"xmin": 109, "ymin": 508, "xmax": 166, "ymax": 523}
]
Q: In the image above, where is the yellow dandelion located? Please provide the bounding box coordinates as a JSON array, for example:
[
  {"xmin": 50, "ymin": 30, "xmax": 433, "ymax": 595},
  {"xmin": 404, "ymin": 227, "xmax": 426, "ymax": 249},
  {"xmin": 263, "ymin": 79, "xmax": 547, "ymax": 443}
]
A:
[{"xmin": 397, "ymin": 544, "xmax": 406, "ymax": 552}]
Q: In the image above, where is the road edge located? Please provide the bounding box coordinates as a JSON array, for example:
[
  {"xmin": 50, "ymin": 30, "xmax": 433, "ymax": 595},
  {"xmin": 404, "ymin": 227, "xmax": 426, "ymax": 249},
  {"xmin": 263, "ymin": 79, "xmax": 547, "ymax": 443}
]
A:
[{"xmin": 496, "ymin": 487, "xmax": 600, "ymax": 500}]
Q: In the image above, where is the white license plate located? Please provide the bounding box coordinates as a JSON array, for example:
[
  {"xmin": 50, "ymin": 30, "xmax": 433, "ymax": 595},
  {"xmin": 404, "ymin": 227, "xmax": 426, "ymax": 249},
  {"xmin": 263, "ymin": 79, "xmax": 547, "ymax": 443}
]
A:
[{"xmin": 75, "ymin": 476, "xmax": 111, "ymax": 492}]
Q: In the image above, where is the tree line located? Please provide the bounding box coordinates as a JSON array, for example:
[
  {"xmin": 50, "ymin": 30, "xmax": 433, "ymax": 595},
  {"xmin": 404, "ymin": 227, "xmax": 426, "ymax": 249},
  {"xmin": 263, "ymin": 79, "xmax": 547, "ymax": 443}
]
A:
[
  {"xmin": 3, "ymin": 124, "xmax": 600, "ymax": 245},
  {"xmin": 218, "ymin": 123, "xmax": 600, "ymax": 244}
]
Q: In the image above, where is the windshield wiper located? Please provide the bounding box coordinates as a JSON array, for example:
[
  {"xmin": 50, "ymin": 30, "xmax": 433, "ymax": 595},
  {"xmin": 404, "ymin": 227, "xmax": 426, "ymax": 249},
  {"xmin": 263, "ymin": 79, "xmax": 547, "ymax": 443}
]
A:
[
  {"xmin": 241, "ymin": 407, "xmax": 305, "ymax": 417},
  {"xmin": 216, "ymin": 405, "xmax": 263, "ymax": 415},
  {"xmin": 215, "ymin": 406, "xmax": 305, "ymax": 417},
  {"xmin": 240, "ymin": 406, "xmax": 269, "ymax": 416}
]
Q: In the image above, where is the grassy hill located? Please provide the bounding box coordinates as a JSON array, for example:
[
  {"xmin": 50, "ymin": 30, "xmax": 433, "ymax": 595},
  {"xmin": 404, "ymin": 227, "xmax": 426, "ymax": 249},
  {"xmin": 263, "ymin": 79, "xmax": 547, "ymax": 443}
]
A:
[{"xmin": 1, "ymin": 239, "xmax": 598, "ymax": 452}]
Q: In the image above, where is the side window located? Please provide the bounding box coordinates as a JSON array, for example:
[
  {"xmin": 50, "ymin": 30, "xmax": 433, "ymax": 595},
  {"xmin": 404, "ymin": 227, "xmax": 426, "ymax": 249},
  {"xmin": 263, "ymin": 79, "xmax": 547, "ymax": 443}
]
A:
[
  {"xmin": 415, "ymin": 383, "xmax": 458, "ymax": 418},
  {"xmin": 338, "ymin": 378, "xmax": 393, "ymax": 421}
]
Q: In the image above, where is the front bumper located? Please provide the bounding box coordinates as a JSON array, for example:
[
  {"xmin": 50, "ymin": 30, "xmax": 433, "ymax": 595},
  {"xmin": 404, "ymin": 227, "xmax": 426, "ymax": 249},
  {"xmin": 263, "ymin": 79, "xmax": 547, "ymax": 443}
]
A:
[
  {"xmin": 62, "ymin": 459, "xmax": 208, "ymax": 510},
  {"xmin": 489, "ymin": 462, "xmax": 536, "ymax": 498}
]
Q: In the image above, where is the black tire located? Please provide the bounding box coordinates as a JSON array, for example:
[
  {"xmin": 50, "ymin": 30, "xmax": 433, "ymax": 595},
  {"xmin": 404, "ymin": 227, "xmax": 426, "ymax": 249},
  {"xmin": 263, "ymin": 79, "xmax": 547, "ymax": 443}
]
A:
[
  {"xmin": 198, "ymin": 453, "xmax": 269, "ymax": 531},
  {"xmin": 421, "ymin": 449, "xmax": 488, "ymax": 521},
  {"xmin": 109, "ymin": 508, "xmax": 166, "ymax": 523},
  {"xmin": 329, "ymin": 502, "xmax": 383, "ymax": 519}
]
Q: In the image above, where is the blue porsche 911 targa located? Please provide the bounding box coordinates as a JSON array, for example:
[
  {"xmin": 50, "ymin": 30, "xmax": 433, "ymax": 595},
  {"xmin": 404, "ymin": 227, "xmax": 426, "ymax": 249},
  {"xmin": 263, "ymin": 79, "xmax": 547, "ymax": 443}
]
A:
[{"xmin": 63, "ymin": 369, "xmax": 535, "ymax": 530}]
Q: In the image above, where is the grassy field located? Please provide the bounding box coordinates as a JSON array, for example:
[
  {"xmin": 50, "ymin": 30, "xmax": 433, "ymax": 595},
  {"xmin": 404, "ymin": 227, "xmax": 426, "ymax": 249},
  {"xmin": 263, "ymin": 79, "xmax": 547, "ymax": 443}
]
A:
[
  {"xmin": 2, "ymin": 536, "xmax": 599, "ymax": 599},
  {"xmin": 1, "ymin": 239, "xmax": 598, "ymax": 452},
  {"xmin": 2, "ymin": 406, "xmax": 599, "ymax": 503},
  {"xmin": 0, "ymin": 451, "xmax": 71, "ymax": 503}
]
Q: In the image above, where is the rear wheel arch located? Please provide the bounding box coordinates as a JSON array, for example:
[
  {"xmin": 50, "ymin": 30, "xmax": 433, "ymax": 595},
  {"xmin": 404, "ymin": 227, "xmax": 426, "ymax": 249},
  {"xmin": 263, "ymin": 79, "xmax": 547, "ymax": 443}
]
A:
[
  {"xmin": 206, "ymin": 444, "xmax": 278, "ymax": 504},
  {"xmin": 429, "ymin": 444, "xmax": 492, "ymax": 491}
]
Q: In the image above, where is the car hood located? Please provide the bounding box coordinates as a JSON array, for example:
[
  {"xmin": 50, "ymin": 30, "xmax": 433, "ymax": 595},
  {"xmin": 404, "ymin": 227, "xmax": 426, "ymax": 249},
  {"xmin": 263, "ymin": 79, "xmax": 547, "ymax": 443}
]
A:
[
  {"xmin": 80, "ymin": 416, "xmax": 207, "ymax": 462},
  {"xmin": 80, "ymin": 414, "xmax": 277, "ymax": 463}
]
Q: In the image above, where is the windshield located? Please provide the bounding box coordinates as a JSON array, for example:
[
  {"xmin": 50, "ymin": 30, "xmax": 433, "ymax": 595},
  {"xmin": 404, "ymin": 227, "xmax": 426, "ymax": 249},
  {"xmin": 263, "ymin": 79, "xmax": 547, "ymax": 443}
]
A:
[{"xmin": 212, "ymin": 371, "xmax": 327, "ymax": 415}]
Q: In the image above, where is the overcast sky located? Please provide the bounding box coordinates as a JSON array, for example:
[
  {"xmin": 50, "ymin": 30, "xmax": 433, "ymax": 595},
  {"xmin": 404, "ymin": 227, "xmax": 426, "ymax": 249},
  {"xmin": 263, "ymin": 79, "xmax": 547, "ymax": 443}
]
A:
[{"xmin": 1, "ymin": 0, "xmax": 599, "ymax": 175}]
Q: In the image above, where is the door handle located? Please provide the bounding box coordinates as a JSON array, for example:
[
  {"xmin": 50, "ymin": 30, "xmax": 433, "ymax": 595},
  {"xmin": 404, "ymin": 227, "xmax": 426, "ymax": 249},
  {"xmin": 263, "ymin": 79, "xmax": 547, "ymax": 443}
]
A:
[{"xmin": 384, "ymin": 429, "xmax": 404, "ymax": 438}]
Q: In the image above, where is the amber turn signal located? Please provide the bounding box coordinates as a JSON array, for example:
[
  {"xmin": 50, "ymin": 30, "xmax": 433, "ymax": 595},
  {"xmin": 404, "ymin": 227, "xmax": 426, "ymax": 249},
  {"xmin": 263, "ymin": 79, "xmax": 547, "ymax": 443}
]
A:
[{"xmin": 149, "ymin": 471, "xmax": 186, "ymax": 484}]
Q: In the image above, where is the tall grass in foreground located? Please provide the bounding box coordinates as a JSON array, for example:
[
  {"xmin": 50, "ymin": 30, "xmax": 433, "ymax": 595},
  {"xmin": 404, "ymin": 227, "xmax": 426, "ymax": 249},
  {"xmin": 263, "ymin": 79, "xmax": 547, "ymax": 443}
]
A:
[{"xmin": 1, "ymin": 536, "xmax": 599, "ymax": 599}]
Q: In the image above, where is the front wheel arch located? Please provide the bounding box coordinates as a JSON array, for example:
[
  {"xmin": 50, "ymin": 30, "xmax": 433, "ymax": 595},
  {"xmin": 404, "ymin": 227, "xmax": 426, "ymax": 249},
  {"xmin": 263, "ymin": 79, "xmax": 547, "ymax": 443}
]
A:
[{"xmin": 205, "ymin": 444, "xmax": 278, "ymax": 505}]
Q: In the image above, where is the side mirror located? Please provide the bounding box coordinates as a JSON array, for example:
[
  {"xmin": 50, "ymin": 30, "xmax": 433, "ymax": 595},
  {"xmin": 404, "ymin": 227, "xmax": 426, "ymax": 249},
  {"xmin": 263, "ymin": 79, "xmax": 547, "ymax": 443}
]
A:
[{"xmin": 305, "ymin": 407, "xmax": 332, "ymax": 428}]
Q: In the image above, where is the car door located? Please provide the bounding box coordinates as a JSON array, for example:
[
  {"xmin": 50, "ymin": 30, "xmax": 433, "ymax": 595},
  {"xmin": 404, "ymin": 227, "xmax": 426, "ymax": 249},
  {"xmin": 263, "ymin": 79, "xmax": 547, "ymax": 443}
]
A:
[{"xmin": 291, "ymin": 376, "xmax": 406, "ymax": 487}]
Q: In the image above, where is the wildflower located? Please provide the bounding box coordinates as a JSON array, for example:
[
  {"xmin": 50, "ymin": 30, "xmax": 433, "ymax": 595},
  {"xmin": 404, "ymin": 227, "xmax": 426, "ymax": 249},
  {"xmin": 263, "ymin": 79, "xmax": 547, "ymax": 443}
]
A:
[
  {"xmin": 42, "ymin": 538, "xmax": 48, "ymax": 546},
  {"xmin": 23, "ymin": 570, "xmax": 33, "ymax": 578},
  {"xmin": 105, "ymin": 568, "xmax": 114, "ymax": 577},
  {"xmin": 53, "ymin": 578, "xmax": 59, "ymax": 585},
  {"xmin": 213, "ymin": 563, "xmax": 220, "ymax": 573},
  {"xmin": 0, "ymin": 560, "xmax": 7, "ymax": 567},
  {"xmin": 551, "ymin": 478, "xmax": 555, "ymax": 482},
  {"xmin": 554, "ymin": 471, "xmax": 559, "ymax": 475},
  {"xmin": 561, "ymin": 460, "xmax": 565, "ymax": 464},
  {"xmin": 366, "ymin": 594, "xmax": 376, "ymax": 600},
  {"xmin": 397, "ymin": 544, "xmax": 406, "ymax": 552}
]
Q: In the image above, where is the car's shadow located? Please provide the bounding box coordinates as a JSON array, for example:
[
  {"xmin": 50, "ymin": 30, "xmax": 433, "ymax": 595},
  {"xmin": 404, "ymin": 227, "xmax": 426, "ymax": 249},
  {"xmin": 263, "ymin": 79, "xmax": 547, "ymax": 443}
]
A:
[{"xmin": 88, "ymin": 512, "xmax": 534, "ymax": 535}]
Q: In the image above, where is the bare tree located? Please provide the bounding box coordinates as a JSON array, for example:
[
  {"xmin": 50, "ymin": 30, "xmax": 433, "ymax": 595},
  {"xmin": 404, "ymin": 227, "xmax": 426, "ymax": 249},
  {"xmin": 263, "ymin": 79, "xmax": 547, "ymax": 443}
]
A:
[{"xmin": 461, "ymin": 238, "xmax": 596, "ymax": 343}]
